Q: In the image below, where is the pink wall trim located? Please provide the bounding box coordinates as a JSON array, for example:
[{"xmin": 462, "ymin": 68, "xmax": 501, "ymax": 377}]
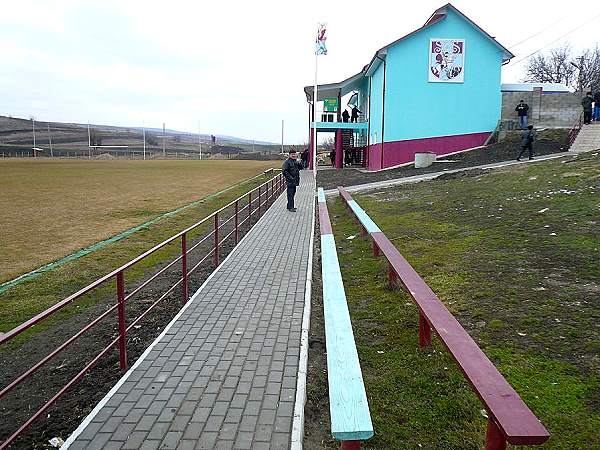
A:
[{"xmin": 366, "ymin": 132, "xmax": 491, "ymax": 171}]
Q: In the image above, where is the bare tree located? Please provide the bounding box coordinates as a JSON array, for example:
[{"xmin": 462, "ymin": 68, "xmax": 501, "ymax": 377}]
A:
[
  {"xmin": 524, "ymin": 45, "xmax": 576, "ymax": 87},
  {"xmin": 320, "ymin": 137, "xmax": 335, "ymax": 152},
  {"xmin": 524, "ymin": 45, "xmax": 600, "ymax": 92}
]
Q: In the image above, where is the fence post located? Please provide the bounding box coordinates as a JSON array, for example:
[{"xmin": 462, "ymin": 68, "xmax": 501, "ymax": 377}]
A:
[
  {"xmin": 116, "ymin": 271, "xmax": 127, "ymax": 370},
  {"xmin": 214, "ymin": 212, "xmax": 219, "ymax": 267},
  {"xmin": 234, "ymin": 200, "xmax": 239, "ymax": 244},
  {"xmin": 485, "ymin": 419, "xmax": 507, "ymax": 450},
  {"xmin": 341, "ymin": 441, "xmax": 361, "ymax": 450},
  {"xmin": 181, "ymin": 233, "xmax": 188, "ymax": 303},
  {"xmin": 418, "ymin": 312, "xmax": 432, "ymax": 347},
  {"xmin": 372, "ymin": 241, "xmax": 380, "ymax": 257}
]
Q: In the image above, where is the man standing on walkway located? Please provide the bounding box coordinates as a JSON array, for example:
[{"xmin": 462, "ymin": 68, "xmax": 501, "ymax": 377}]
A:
[
  {"xmin": 515, "ymin": 99, "xmax": 529, "ymax": 129},
  {"xmin": 282, "ymin": 150, "xmax": 301, "ymax": 212},
  {"xmin": 517, "ymin": 125, "xmax": 535, "ymax": 161},
  {"xmin": 594, "ymin": 91, "xmax": 600, "ymax": 121},
  {"xmin": 582, "ymin": 92, "xmax": 593, "ymax": 125}
]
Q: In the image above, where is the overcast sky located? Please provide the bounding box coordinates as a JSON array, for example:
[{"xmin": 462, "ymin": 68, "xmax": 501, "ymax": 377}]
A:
[{"xmin": 1, "ymin": 0, "xmax": 598, "ymax": 144}]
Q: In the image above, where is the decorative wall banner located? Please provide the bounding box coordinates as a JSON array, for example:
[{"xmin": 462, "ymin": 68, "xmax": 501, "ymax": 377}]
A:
[{"xmin": 429, "ymin": 39, "xmax": 465, "ymax": 83}]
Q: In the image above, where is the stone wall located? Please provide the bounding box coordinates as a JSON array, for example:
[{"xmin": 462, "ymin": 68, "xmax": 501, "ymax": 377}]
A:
[{"xmin": 501, "ymin": 88, "xmax": 582, "ymax": 129}]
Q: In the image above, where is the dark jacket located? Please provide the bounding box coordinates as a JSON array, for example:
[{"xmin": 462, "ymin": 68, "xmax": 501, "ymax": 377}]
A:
[
  {"xmin": 595, "ymin": 92, "xmax": 600, "ymax": 104},
  {"xmin": 521, "ymin": 129, "xmax": 535, "ymax": 146},
  {"xmin": 341, "ymin": 110, "xmax": 350, "ymax": 122},
  {"xmin": 282, "ymin": 158, "xmax": 301, "ymax": 186},
  {"xmin": 582, "ymin": 96, "xmax": 593, "ymax": 111},
  {"xmin": 351, "ymin": 106, "xmax": 361, "ymax": 119},
  {"xmin": 515, "ymin": 103, "xmax": 529, "ymax": 116}
]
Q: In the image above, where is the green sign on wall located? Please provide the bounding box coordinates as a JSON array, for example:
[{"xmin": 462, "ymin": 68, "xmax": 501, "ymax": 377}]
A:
[{"xmin": 323, "ymin": 98, "xmax": 338, "ymax": 112}]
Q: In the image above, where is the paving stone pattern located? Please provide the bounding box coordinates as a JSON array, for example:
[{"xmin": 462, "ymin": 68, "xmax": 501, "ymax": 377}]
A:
[{"xmin": 66, "ymin": 172, "xmax": 315, "ymax": 450}]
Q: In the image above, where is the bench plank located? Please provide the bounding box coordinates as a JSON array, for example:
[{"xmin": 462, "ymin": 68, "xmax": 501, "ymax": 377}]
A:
[
  {"xmin": 318, "ymin": 188, "xmax": 374, "ymax": 442},
  {"xmin": 371, "ymin": 232, "xmax": 548, "ymax": 445},
  {"xmin": 337, "ymin": 186, "xmax": 549, "ymax": 445}
]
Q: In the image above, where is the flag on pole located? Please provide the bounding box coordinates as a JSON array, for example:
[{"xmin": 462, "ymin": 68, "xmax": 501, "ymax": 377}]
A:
[{"xmin": 316, "ymin": 23, "xmax": 327, "ymax": 55}]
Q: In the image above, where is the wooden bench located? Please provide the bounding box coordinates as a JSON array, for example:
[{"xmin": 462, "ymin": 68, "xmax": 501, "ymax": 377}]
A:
[
  {"xmin": 317, "ymin": 187, "xmax": 374, "ymax": 450},
  {"xmin": 337, "ymin": 186, "xmax": 549, "ymax": 449}
]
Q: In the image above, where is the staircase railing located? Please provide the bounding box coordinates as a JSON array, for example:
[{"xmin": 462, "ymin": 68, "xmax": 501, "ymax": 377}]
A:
[{"xmin": 568, "ymin": 113, "xmax": 583, "ymax": 148}]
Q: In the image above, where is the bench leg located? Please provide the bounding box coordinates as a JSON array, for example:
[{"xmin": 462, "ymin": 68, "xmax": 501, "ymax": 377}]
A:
[
  {"xmin": 418, "ymin": 312, "xmax": 432, "ymax": 347},
  {"xmin": 361, "ymin": 225, "xmax": 368, "ymax": 237},
  {"xmin": 341, "ymin": 441, "xmax": 361, "ymax": 450},
  {"xmin": 372, "ymin": 240, "xmax": 380, "ymax": 257},
  {"xmin": 388, "ymin": 263, "xmax": 397, "ymax": 287},
  {"xmin": 485, "ymin": 419, "xmax": 506, "ymax": 450}
]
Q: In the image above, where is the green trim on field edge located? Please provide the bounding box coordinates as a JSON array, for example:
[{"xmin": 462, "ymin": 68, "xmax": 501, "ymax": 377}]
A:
[{"xmin": 0, "ymin": 171, "xmax": 272, "ymax": 295}]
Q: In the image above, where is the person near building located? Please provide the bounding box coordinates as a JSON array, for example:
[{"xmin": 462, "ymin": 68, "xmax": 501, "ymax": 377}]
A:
[
  {"xmin": 300, "ymin": 148, "xmax": 309, "ymax": 168},
  {"xmin": 593, "ymin": 91, "xmax": 600, "ymax": 121},
  {"xmin": 350, "ymin": 106, "xmax": 362, "ymax": 123},
  {"xmin": 517, "ymin": 125, "xmax": 535, "ymax": 161},
  {"xmin": 282, "ymin": 150, "xmax": 301, "ymax": 212},
  {"xmin": 515, "ymin": 100, "xmax": 529, "ymax": 129},
  {"xmin": 582, "ymin": 92, "xmax": 593, "ymax": 125},
  {"xmin": 341, "ymin": 109, "xmax": 350, "ymax": 123}
]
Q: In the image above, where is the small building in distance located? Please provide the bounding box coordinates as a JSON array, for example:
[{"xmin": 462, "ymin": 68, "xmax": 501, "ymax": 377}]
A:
[{"xmin": 305, "ymin": 3, "xmax": 514, "ymax": 171}]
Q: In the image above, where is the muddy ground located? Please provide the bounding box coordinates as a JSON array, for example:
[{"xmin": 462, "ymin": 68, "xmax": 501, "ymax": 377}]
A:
[
  {"xmin": 317, "ymin": 129, "xmax": 569, "ymax": 190},
  {"xmin": 0, "ymin": 197, "xmax": 270, "ymax": 449}
]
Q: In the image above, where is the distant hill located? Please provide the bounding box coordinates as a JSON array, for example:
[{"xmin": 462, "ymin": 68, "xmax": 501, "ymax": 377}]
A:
[{"xmin": 0, "ymin": 115, "xmax": 279, "ymax": 158}]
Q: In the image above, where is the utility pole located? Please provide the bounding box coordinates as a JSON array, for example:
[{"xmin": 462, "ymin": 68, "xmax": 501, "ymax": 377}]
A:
[
  {"xmin": 281, "ymin": 119, "xmax": 284, "ymax": 154},
  {"xmin": 47, "ymin": 123, "xmax": 53, "ymax": 157},
  {"xmin": 198, "ymin": 121, "xmax": 202, "ymax": 160},
  {"xmin": 87, "ymin": 123, "xmax": 92, "ymax": 159},
  {"xmin": 31, "ymin": 117, "xmax": 36, "ymax": 157},
  {"xmin": 162, "ymin": 122, "xmax": 166, "ymax": 158},
  {"xmin": 142, "ymin": 124, "xmax": 146, "ymax": 160}
]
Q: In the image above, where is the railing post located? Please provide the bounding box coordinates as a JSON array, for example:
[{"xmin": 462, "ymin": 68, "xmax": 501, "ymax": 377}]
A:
[
  {"xmin": 181, "ymin": 233, "xmax": 188, "ymax": 304},
  {"xmin": 116, "ymin": 271, "xmax": 127, "ymax": 370},
  {"xmin": 485, "ymin": 419, "xmax": 507, "ymax": 450},
  {"xmin": 235, "ymin": 200, "xmax": 239, "ymax": 244},
  {"xmin": 341, "ymin": 441, "xmax": 361, "ymax": 450},
  {"xmin": 248, "ymin": 192, "xmax": 252, "ymax": 224},
  {"xmin": 258, "ymin": 185, "xmax": 262, "ymax": 216},
  {"xmin": 418, "ymin": 312, "xmax": 432, "ymax": 347},
  {"xmin": 214, "ymin": 212, "xmax": 219, "ymax": 267}
]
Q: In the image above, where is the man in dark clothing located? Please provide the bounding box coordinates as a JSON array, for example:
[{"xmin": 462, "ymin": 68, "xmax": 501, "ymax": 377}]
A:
[
  {"xmin": 515, "ymin": 100, "xmax": 529, "ymax": 129},
  {"xmin": 350, "ymin": 106, "xmax": 362, "ymax": 123},
  {"xmin": 282, "ymin": 150, "xmax": 301, "ymax": 212},
  {"xmin": 300, "ymin": 148, "xmax": 309, "ymax": 169},
  {"xmin": 517, "ymin": 125, "xmax": 535, "ymax": 161},
  {"xmin": 329, "ymin": 150, "xmax": 336, "ymax": 167},
  {"xmin": 594, "ymin": 92, "xmax": 600, "ymax": 121},
  {"xmin": 341, "ymin": 109, "xmax": 350, "ymax": 123},
  {"xmin": 582, "ymin": 92, "xmax": 593, "ymax": 125}
]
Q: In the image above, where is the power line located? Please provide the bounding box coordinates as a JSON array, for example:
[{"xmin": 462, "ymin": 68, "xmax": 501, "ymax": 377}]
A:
[
  {"xmin": 507, "ymin": 16, "xmax": 567, "ymax": 49},
  {"xmin": 509, "ymin": 12, "xmax": 600, "ymax": 66}
]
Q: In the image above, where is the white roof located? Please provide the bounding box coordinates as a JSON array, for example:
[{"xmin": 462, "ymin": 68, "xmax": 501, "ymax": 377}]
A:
[{"xmin": 501, "ymin": 83, "xmax": 573, "ymax": 93}]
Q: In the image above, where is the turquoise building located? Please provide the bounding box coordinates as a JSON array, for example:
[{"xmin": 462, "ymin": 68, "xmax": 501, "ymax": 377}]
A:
[{"xmin": 304, "ymin": 3, "xmax": 514, "ymax": 171}]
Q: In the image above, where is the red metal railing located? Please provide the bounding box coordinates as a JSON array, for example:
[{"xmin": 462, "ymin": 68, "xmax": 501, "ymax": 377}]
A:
[
  {"xmin": 0, "ymin": 173, "xmax": 285, "ymax": 450},
  {"xmin": 568, "ymin": 113, "xmax": 583, "ymax": 148}
]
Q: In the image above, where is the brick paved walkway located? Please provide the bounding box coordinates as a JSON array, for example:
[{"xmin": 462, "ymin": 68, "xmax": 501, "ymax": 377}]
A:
[{"xmin": 63, "ymin": 172, "xmax": 315, "ymax": 450}]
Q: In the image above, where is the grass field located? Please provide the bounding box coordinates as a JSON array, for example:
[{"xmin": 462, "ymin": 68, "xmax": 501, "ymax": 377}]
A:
[
  {"xmin": 0, "ymin": 159, "xmax": 276, "ymax": 282},
  {"xmin": 308, "ymin": 153, "xmax": 600, "ymax": 449}
]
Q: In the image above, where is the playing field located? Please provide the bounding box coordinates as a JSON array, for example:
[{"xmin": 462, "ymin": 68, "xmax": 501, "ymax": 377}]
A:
[{"xmin": 0, "ymin": 159, "xmax": 277, "ymax": 282}]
